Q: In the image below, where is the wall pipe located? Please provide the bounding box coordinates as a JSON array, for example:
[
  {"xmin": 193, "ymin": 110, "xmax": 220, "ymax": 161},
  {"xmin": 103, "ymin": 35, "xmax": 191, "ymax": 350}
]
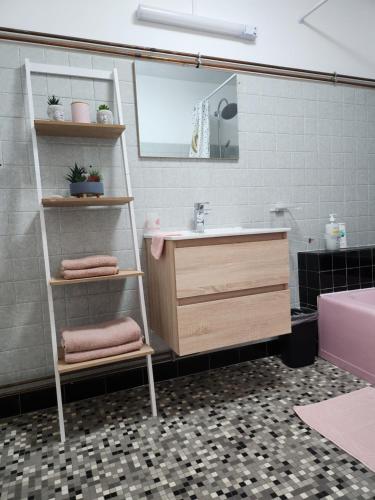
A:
[{"xmin": 0, "ymin": 26, "xmax": 374, "ymax": 89}]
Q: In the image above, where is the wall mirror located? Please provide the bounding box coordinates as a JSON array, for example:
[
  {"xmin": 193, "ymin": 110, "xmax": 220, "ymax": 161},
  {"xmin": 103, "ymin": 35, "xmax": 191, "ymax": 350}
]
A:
[{"xmin": 134, "ymin": 61, "xmax": 239, "ymax": 159}]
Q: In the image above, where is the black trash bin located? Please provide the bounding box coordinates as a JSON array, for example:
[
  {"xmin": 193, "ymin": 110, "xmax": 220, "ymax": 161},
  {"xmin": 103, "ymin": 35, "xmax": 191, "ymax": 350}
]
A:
[{"xmin": 281, "ymin": 308, "xmax": 318, "ymax": 368}]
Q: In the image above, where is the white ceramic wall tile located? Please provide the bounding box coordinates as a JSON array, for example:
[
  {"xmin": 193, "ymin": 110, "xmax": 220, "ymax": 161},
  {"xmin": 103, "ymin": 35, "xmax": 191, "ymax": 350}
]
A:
[{"xmin": 1, "ymin": 41, "xmax": 375, "ymax": 388}]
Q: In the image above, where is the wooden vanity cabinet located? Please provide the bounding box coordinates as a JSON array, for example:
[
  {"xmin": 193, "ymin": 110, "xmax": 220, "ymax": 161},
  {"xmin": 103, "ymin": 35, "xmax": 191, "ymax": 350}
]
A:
[{"xmin": 145, "ymin": 232, "xmax": 291, "ymax": 356}]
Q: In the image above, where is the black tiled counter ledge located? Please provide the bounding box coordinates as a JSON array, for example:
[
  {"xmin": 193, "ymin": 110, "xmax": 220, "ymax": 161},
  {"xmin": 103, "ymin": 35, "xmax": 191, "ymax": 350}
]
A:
[{"xmin": 298, "ymin": 246, "xmax": 375, "ymax": 309}]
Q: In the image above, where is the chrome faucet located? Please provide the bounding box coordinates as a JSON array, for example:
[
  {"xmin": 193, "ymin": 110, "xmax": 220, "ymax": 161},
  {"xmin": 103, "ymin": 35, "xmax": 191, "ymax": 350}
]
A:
[{"xmin": 193, "ymin": 202, "xmax": 210, "ymax": 233}]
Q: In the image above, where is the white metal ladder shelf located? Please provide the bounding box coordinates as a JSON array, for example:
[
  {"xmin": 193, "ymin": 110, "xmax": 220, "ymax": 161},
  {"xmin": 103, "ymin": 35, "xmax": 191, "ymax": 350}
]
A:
[{"xmin": 24, "ymin": 59, "xmax": 157, "ymax": 443}]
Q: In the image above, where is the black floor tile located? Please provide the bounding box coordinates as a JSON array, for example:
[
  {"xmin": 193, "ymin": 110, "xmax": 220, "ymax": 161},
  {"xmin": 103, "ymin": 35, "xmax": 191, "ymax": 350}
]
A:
[
  {"xmin": 0, "ymin": 394, "xmax": 20, "ymax": 419},
  {"xmin": 20, "ymin": 387, "xmax": 57, "ymax": 413},
  {"xmin": 178, "ymin": 354, "xmax": 210, "ymax": 377},
  {"xmin": 106, "ymin": 368, "xmax": 144, "ymax": 393}
]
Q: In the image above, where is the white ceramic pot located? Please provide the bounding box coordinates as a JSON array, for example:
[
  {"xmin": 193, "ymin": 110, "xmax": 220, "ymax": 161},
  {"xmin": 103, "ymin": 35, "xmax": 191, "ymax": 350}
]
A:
[
  {"xmin": 47, "ymin": 104, "xmax": 64, "ymax": 121},
  {"xmin": 71, "ymin": 101, "xmax": 90, "ymax": 123},
  {"xmin": 96, "ymin": 109, "xmax": 113, "ymax": 124}
]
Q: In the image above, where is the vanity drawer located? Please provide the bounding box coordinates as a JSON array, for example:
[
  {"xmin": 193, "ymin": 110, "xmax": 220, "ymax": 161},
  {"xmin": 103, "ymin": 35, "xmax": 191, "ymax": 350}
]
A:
[
  {"xmin": 174, "ymin": 238, "xmax": 289, "ymax": 298},
  {"xmin": 177, "ymin": 289, "xmax": 291, "ymax": 355}
]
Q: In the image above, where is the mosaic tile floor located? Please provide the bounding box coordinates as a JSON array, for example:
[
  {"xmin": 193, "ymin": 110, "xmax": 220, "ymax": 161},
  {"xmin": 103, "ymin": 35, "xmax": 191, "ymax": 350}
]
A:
[{"xmin": 1, "ymin": 357, "xmax": 374, "ymax": 500}]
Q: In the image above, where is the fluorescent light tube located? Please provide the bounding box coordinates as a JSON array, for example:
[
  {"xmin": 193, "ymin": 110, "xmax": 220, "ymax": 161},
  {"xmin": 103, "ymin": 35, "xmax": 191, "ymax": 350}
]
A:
[{"xmin": 136, "ymin": 4, "xmax": 257, "ymax": 41}]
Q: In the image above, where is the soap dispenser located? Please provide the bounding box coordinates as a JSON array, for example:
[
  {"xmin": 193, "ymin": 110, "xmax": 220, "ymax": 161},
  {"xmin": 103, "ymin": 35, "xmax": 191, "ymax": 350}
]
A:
[{"xmin": 325, "ymin": 214, "xmax": 340, "ymax": 250}]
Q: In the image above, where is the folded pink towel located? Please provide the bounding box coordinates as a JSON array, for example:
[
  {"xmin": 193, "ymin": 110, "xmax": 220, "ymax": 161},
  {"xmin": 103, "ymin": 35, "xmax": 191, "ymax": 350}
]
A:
[
  {"xmin": 64, "ymin": 339, "xmax": 144, "ymax": 364},
  {"xmin": 61, "ymin": 255, "xmax": 118, "ymax": 270},
  {"xmin": 61, "ymin": 317, "xmax": 141, "ymax": 353},
  {"xmin": 62, "ymin": 266, "xmax": 119, "ymax": 280},
  {"xmin": 150, "ymin": 233, "xmax": 181, "ymax": 260}
]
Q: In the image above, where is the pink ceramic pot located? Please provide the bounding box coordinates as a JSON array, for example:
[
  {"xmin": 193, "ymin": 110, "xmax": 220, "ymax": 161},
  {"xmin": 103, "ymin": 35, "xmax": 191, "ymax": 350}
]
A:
[{"xmin": 71, "ymin": 101, "xmax": 90, "ymax": 123}]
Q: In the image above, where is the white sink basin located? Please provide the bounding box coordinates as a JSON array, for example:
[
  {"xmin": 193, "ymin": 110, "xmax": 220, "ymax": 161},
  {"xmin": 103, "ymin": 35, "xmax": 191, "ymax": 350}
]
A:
[{"xmin": 144, "ymin": 227, "xmax": 290, "ymax": 240}]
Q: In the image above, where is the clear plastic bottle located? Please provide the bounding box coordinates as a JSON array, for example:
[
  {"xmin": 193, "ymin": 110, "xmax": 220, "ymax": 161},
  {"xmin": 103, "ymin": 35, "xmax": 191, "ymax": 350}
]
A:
[{"xmin": 325, "ymin": 214, "xmax": 340, "ymax": 250}]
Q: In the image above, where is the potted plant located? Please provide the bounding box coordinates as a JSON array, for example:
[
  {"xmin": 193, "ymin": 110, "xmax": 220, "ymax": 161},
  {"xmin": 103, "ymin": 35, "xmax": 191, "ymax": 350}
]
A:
[
  {"xmin": 71, "ymin": 101, "xmax": 90, "ymax": 123},
  {"xmin": 97, "ymin": 104, "xmax": 113, "ymax": 124},
  {"xmin": 47, "ymin": 95, "xmax": 64, "ymax": 121},
  {"xmin": 65, "ymin": 163, "xmax": 104, "ymax": 198}
]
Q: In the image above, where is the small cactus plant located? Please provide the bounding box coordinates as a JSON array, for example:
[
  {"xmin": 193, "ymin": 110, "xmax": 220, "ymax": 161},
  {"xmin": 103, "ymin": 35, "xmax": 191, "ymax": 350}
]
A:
[
  {"xmin": 98, "ymin": 104, "xmax": 110, "ymax": 111},
  {"xmin": 65, "ymin": 163, "xmax": 87, "ymax": 183},
  {"xmin": 48, "ymin": 95, "xmax": 61, "ymax": 105},
  {"xmin": 87, "ymin": 166, "xmax": 102, "ymax": 182}
]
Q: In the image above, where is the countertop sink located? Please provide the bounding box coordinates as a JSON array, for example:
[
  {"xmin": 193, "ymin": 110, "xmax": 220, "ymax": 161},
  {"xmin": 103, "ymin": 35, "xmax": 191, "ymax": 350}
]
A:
[{"xmin": 144, "ymin": 226, "xmax": 290, "ymax": 240}]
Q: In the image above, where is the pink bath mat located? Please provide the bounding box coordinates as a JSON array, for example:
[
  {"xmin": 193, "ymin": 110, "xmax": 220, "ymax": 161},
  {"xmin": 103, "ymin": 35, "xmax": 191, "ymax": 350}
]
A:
[{"xmin": 294, "ymin": 387, "xmax": 375, "ymax": 472}]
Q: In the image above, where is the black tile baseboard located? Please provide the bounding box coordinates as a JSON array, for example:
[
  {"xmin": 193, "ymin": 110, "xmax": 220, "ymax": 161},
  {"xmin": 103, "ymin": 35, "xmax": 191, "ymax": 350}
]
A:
[
  {"xmin": 0, "ymin": 339, "xmax": 282, "ymax": 420},
  {"xmin": 20, "ymin": 387, "xmax": 57, "ymax": 413},
  {"xmin": 0, "ymin": 394, "xmax": 20, "ymax": 419},
  {"xmin": 178, "ymin": 354, "xmax": 210, "ymax": 376},
  {"xmin": 64, "ymin": 376, "xmax": 107, "ymax": 404},
  {"xmin": 298, "ymin": 246, "xmax": 375, "ymax": 309}
]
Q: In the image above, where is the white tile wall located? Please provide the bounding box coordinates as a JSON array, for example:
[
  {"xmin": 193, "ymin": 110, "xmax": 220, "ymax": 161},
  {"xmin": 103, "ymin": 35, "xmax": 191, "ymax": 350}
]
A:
[{"xmin": 1, "ymin": 40, "xmax": 375, "ymax": 388}]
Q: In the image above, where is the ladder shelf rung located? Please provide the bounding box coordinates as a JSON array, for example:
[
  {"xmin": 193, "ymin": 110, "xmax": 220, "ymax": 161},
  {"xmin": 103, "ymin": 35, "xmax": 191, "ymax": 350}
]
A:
[
  {"xmin": 50, "ymin": 269, "xmax": 143, "ymax": 286},
  {"xmin": 35, "ymin": 120, "xmax": 125, "ymax": 139},
  {"xmin": 42, "ymin": 196, "xmax": 133, "ymax": 207},
  {"xmin": 58, "ymin": 344, "xmax": 154, "ymax": 374}
]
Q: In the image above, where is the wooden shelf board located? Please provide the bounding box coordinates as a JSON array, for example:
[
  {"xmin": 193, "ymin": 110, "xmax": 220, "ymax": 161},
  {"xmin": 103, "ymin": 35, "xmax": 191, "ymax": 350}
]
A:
[
  {"xmin": 35, "ymin": 120, "xmax": 125, "ymax": 139},
  {"xmin": 42, "ymin": 196, "xmax": 133, "ymax": 207},
  {"xmin": 50, "ymin": 269, "xmax": 143, "ymax": 286},
  {"xmin": 58, "ymin": 344, "xmax": 154, "ymax": 374}
]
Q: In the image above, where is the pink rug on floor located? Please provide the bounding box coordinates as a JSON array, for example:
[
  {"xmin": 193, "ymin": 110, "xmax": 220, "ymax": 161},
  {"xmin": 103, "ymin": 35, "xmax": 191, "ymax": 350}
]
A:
[{"xmin": 294, "ymin": 387, "xmax": 375, "ymax": 473}]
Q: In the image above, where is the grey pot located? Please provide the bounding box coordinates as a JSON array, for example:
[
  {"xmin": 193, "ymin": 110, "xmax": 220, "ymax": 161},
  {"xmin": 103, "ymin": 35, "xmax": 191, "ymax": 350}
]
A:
[{"xmin": 70, "ymin": 181, "xmax": 104, "ymax": 197}]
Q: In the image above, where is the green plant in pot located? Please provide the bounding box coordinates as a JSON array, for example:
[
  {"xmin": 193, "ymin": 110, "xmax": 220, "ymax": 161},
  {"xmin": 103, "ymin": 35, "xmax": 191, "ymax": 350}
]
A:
[
  {"xmin": 97, "ymin": 104, "xmax": 113, "ymax": 124},
  {"xmin": 47, "ymin": 95, "xmax": 64, "ymax": 121},
  {"xmin": 65, "ymin": 163, "xmax": 104, "ymax": 198}
]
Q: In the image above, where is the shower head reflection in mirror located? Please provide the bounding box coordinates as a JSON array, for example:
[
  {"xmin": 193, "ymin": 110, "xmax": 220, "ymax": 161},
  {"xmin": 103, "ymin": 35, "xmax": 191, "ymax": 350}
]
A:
[{"xmin": 134, "ymin": 60, "xmax": 239, "ymax": 160}]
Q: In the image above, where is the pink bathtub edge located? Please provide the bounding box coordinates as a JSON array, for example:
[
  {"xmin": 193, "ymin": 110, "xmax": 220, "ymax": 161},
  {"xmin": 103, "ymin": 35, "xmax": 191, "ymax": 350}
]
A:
[
  {"xmin": 319, "ymin": 349, "xmax": 375, "ymax": 385},
  {"xmin": 318, "ymin": 289, "xmax": 375, "ymax": 385}
]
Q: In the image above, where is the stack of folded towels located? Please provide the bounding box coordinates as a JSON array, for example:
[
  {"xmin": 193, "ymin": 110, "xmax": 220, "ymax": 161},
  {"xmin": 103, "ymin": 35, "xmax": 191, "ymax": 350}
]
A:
[
  {"xmin": 61, "ymin": 317, "xmax": 143, "ymax": 364},
  {"xmin": 61, "ymin": 255, "xmax": 119, "ymax": 280}
]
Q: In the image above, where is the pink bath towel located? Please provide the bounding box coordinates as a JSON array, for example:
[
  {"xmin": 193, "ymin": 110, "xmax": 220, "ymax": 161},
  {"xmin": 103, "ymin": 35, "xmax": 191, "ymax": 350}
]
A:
[
  {"xmin": 61, "ymin": 255, "xmax": 118, "ymax": 270},
  {"xmin": 61, "ymin": 317, "xmax": 141, "ymax": 353},
  {"xmin": 150, "ymin": 233, "xmax": 181, "ymax": 259},
  {"xmin": 64, "ymin": 339, "xmax": 144, "ymax": 364},
  {"xmin": 62, "ymin": 266, "xmax": 119, "ymax": 280}
]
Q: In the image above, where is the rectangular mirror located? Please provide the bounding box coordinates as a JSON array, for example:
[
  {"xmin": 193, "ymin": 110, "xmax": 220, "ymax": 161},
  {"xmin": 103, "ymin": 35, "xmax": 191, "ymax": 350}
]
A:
[{"xmin": 134, "ymin": 61, "xmax": 239, "ymax": 159}]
